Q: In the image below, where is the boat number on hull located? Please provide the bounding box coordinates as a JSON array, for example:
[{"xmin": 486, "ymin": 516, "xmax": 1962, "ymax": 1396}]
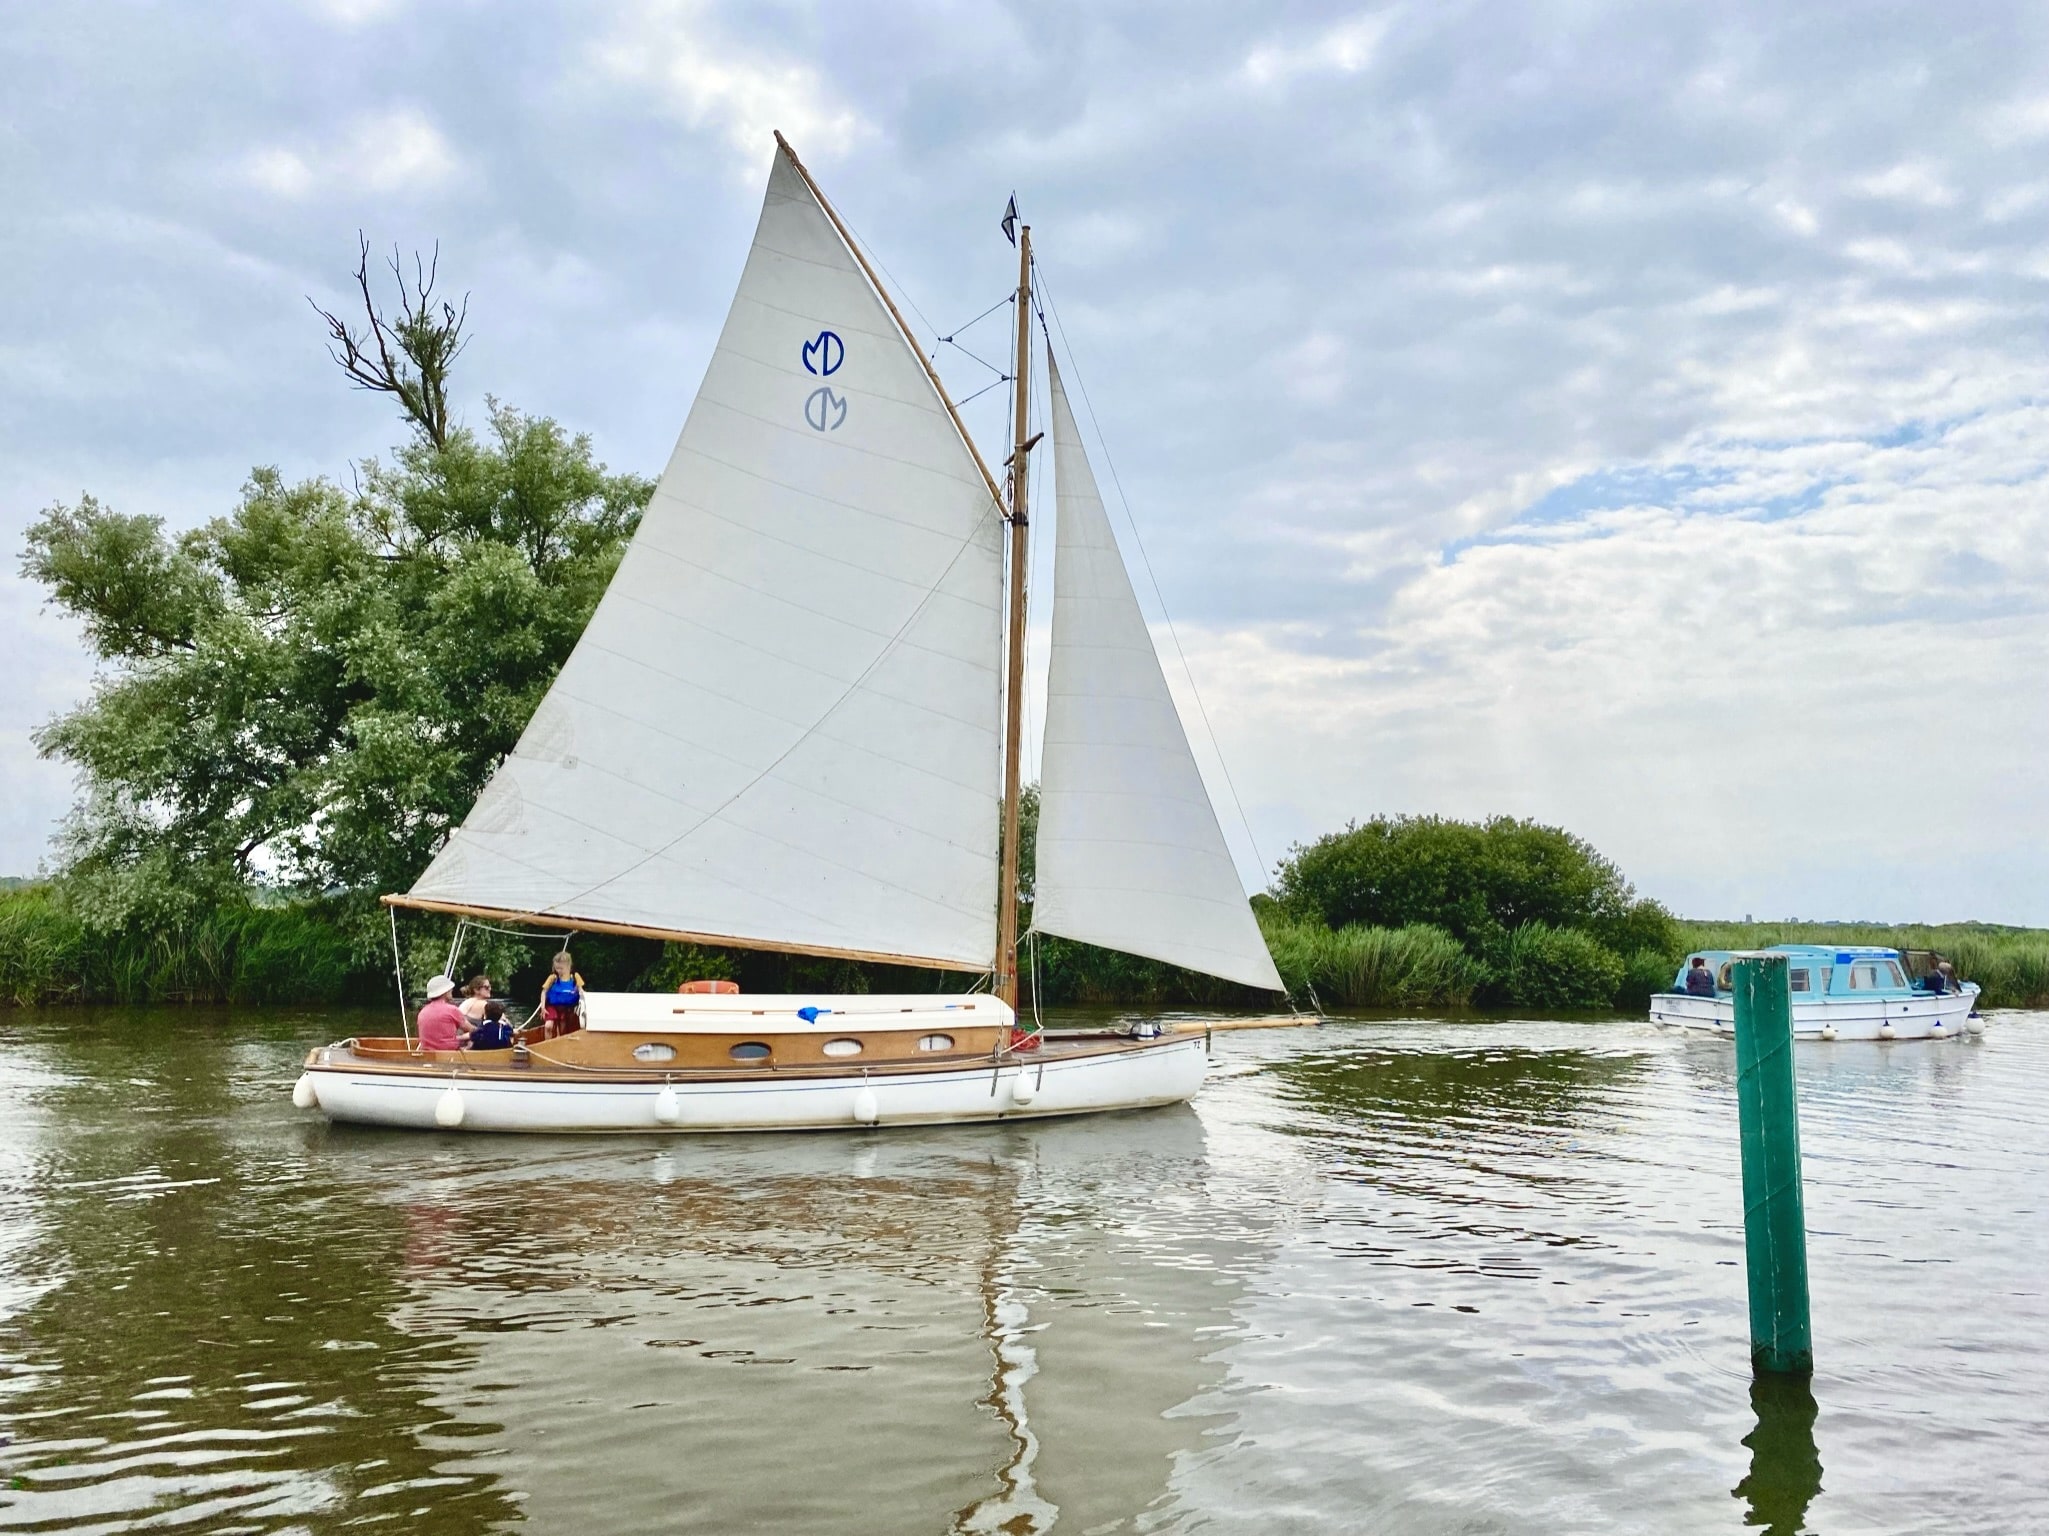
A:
[{"xmin": 805, "ymin": 386, "xmax": 847, "ymax": 431}]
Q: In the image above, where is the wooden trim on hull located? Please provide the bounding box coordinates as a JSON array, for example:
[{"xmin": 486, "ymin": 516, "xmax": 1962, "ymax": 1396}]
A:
[{"xmin": 379, "ymin": 894, "xmax": 986, "ymax": 974}]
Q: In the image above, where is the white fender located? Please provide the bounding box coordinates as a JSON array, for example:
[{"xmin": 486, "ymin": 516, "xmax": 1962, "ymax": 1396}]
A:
[
  {"xmin": 1819, "ymin": 1025, "xmax": 1837, "ymax": 1042},
  {"xmin": 1878, "ymin": 1022, "xmax": 1896, "ymax": 1041},
  {"xmin": 1966, "ymin": 1015, "xmax": 1985, "ymax": 1036},
  {"xmin": 852, "ymin": 1086, "xmax": 880, "ymax": 1125},
  {"xmin": 1929, "ymin": 1020, "xmax": 1948, "ymax": 1038},
  {"xmin": 292, "ymin": 1073, "xmax": 319, "ymax": 1110},
  {"xmin": 1009, "ymin": 1068, "xmax": 1037, "ymax": 1107},
  {"xmin": 435, "ymin": 1084, "xmax": 466, "ymax": 1128},
  {"xmin": 653, "ymin": 1084, "xmax": 681, "ymax": 1125}
]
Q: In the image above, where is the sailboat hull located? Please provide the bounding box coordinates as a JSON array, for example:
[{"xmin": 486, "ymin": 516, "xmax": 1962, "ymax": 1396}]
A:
[{"xmin": 299, "ymin": 1033, "xmax": 1208, "ymax": 1135}]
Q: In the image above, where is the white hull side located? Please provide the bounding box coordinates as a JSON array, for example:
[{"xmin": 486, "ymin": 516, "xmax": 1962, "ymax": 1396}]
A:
[
  {"xmin": 305, "ymin": 1037, "xmax": 1207, "ymax": 1134},
  {"xmin": 1649, "ymin": 985, "xmax": 1982, "ymax": 1041}
]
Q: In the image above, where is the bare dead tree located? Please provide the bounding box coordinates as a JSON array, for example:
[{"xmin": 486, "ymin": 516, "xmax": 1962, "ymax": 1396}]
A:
[{"xmin": 309, "ymin": 234, "xmax": 470, "ymax": 450}]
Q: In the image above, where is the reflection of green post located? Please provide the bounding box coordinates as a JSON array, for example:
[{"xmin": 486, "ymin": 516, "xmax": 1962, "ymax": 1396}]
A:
[{"xmin": 1732, "ymin": 954, "xmax": 1813, "ymax": 1377}]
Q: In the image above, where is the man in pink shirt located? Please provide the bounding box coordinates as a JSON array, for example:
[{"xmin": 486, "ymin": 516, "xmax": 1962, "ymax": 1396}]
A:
[{"xmin": 416, "ymin": 974, "xmax": 468, "ymax": 1052}]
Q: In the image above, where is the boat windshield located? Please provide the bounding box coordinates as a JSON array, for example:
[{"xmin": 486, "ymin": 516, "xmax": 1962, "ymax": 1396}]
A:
[{"xmin": 1846, "ymin": 960, "xmax": 1906, "ymax": 990}]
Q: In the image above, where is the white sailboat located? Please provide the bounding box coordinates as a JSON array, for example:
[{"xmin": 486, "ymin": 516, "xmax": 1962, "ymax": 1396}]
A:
[{"xmin": 295, "ymin": 135, "xmax": 1285, "ymax": 1134}]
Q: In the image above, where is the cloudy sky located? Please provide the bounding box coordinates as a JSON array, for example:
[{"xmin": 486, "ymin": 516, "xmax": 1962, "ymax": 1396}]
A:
[{"xmin": 6, "ymin": 0, "xmax": 2047, "ymax": 923}]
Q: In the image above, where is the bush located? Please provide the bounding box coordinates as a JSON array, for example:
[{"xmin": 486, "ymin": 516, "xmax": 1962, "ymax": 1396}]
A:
[
  {"xmin": 1616, "ymin": 947, "xmax": 1682, "ymax": 1011},
  {"xmin": 1497, "ymin": 922, "xmax": 1626, "ymax": 1011},
  {"xmin": 1272, "ymin": 814, "xmax": 1672, "ymax": 955},
  {"xmin": 1259, "ymin": 913, "xmax": 1483, "ymax": 1008}
]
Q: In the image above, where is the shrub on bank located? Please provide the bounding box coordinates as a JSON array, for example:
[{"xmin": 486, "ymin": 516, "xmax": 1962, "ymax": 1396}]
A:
[
  {"xmin": 1261, "ymin": 914, "xmax": 1483, "ymax": 1008},
  {"xmin": 1494, "ymin": 921, "xmax": 1627, "ymax": 1011},
  {"xmin": 0, "ymin": 884, "xmax": 372, "ymax": 1006}
]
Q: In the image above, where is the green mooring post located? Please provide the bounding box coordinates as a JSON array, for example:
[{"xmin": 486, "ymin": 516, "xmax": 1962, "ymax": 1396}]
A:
[{"xmin": 1732, "ymin": 954, "xmax": 1814, "ymax": 1376}]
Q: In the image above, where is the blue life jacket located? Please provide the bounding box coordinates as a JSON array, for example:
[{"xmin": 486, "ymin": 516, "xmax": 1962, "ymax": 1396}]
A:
[
  {"xmin": 469, "ymin": 1019, "xmax": 515, "ymax": 1050},
  {"xmin": 545, "ymin": 976, "xmax": 581, "ymax": 1008}
]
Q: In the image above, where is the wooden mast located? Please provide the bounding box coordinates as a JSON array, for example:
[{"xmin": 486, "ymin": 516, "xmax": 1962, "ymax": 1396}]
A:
[{"xmin": 995, "ymin": 226, "xmax": 1034, "ymax": 1011}]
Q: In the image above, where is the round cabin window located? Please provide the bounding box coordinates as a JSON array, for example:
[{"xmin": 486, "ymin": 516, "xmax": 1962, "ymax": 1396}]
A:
[
  {"xmin": 633, "ymin": 1042, "xmax": 677, "ymax": 1063},
  {"xmin": 729, "ymin": 1041, "xmax": 772, "ymax": 1062},
  {"xmin": 821, "ymin": 1038, "xmax": 863, "ymax": 1058},
  {"xmin": 916, "ymin": 1033, "xmax": 954, "ymax": 1052}
]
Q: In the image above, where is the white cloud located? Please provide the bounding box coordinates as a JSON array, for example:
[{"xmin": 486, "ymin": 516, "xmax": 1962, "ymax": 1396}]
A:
[
  {"xmin": 1242, "ymin": 11, "xmax": 1394, "ymax": 87},
  {"xmin": 590, "ymin": 0, "xmax": 869, "ymax": 180},
  {"xmin": 237, "ymin": 107, "xmax": 460, "ymax": 201},
  {"xmin": 303, "ymin": 0, "xmax": 404, "ymax": 25},
  {"xmin": 1175, "ymin": 402, "xmax": 2049, "ymax": 920}
]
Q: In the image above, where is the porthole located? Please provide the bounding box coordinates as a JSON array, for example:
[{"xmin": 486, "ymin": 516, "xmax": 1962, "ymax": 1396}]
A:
[
  {"xmin": 633, "ymin": 1042, "xmax": 677, "ymax": 1063},
  {"xmin": 916, "ymin": 1033, "xmax": 954, "ymax": 1052},
  {"xmin": 729, "ymin": 1041, "xmax": 772, "ymax": 1062},
  {"xmin": 821, "ymin": 1038, "xmax": 863, "ymax": 1058}
]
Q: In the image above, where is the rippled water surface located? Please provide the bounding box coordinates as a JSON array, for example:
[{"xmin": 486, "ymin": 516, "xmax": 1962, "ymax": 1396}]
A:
[{"xmin": 2, "ymin": 1008, "xmax": 2044, "ymax": 1534}]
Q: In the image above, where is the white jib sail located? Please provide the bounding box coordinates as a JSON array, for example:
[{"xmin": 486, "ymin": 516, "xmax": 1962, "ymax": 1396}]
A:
[
  {"xmin": 1032, "ymin": 360, "xmax": 1284, "ymax": 992},
  {"xmin": 406, "ymin": 148, "xmax": 1006, "ymax": 969}
]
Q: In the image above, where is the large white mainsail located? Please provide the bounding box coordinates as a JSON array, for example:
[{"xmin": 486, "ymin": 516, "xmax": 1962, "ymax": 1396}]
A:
[
  {"xmin": 403, "ymin": 147, "xmax": 1006, "ymax": 969},
  {"xmin": 1032, "ymin": 361, "xmax": 1284, "ymax": 992}
]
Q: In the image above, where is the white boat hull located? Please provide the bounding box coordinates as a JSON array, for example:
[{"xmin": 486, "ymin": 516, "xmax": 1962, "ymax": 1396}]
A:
[
  {"xmin": 303, "ymin": 1035, "xmax": 1209, "ymax": 1134},
  {"xmin": 1649, "ymin": 985, "xmax": 1982, "ymax": 1041}
]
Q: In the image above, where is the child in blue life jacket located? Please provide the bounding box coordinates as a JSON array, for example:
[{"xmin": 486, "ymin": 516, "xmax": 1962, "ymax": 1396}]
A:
[
  {"xmin": 542, "ymin": 951, "xmax": 585, "ymax": 1037},
  {"xmin": 467, "ymin": 999, "xmax": 515, "ymax": 1051}
]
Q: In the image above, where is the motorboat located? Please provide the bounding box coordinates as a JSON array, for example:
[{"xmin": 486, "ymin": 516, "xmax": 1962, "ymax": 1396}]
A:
[
  {"xmin": 294, "ymin": 135, "xmax": 1287, "ymax": 1134},
  {"xmin": 1649, "ymin": 944, "xmax": 1982, "ymax": 1041}
]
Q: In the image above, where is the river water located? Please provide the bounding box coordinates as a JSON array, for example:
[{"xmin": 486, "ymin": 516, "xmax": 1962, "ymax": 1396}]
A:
[{"xmin": 0, "ymin": 1008, "xmax": 2043, "ymax": 1534}]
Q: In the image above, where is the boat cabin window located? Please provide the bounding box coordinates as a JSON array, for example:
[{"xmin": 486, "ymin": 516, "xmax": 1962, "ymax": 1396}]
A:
[
  {"xmin": 1789, "ymin": 969, "xmax": 1811, "ymax": 993},
  {"xmin": 633, "ymin": 1042, "xmax": 677, "ymax": 1062},
  {"xmin": 729, "ymin": 1041, "xmax": 772, "ymax": 1061},
  {"xmin": 1847, "ymin": 962, "xmax": 1905, "ymax": 990},
  {"xmin": 916, "ymin": 1033, "xmax": 954, "ymax": 1052},
  {"xmin": 821, "ymin": 1038, "xmax": 863, "ymax": 1058}
]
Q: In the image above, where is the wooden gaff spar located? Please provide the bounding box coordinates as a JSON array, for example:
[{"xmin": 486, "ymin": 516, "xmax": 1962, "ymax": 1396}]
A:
[{"xmin": 294, "ymin": 135, "xmax": 1286, "ymax": 1134}]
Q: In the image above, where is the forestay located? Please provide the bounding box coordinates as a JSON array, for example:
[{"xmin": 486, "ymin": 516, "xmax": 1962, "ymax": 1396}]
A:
[
  {"xmin": 1032, "ymin": 361, "xmax": 1284, "ymax": 992},
  {"xmin": 405, "ymin": 148, "xmax": 1006, "ymax": 969}
]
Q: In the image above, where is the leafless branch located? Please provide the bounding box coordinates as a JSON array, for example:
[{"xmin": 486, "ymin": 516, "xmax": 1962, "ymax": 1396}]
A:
[{"xmin": 308, "ymin": 232, "xmax": 470, "ymax": 450}]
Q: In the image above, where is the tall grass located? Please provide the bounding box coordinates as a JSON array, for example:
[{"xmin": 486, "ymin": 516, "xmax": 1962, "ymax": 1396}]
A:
[
  {"xmin": 1259, "ymin": 914, "xmax": 1483, "ymax": 1008},
  {"xmin": 0, "ymin": 885, "xmax": 369, "ymax": 1006},
  {"xmin": 1676, "ymin": 921, "xmax": 2049, "ymax": 1009}
]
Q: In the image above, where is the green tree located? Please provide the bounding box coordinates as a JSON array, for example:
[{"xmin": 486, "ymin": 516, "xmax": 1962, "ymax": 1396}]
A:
[
  {"xmin": 1271, "ymin": 814, "xmax": 1675, "ymax": 959},
  {"xmin": 24, "ymin": 417, "xmax": 651, "ymax": 924}
]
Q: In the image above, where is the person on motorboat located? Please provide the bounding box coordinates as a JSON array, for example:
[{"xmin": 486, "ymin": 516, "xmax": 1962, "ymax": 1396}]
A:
[
  {"xmin": 1683, "ymin": 956, "xmax": 1717, "ymax": 997},
  {"xmin": 417, "ymin": 974, "xmax": 468, "ymax": 1051},
  {"xmin": 1918, "ymin": 960, "xmax": 1958, "ymax": 994},
  {"xmin": 468, "ymin": 999, "xmax": 516, "ymax": 1050},
  {"xmin": 542, "ymin": 951, "xmax": 585, "ymax": 1037}
]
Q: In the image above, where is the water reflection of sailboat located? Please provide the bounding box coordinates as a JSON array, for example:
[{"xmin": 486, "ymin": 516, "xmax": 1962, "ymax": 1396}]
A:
[{"xmin": 347, "ymin": 1110, "xmax": 1280, "ymax": 1533}]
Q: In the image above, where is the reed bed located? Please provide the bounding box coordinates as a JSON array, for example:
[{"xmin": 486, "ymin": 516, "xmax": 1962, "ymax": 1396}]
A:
[
  {"xmin": 1258, "ymin": 915, "xmax": 1485, "ymax": 1009},
  {"xmin": 0, "ymin": 886, "xmax": 367, "ymax": 1006}
]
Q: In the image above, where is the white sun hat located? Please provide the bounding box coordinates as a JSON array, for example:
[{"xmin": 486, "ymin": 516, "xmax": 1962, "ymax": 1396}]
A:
[{"xmin": 425, "ymin": 974, "xmax": 457, "ymax": 999}]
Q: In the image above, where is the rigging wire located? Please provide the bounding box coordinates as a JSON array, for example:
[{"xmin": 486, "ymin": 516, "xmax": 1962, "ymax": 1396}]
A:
[
  {"xmin": 389, "ymin": 904, "xmax": 413, "ymax": 1047},
  {"xmin": 1027, "ymin": 255, "xmax": 1274, "ymax": 884}
]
